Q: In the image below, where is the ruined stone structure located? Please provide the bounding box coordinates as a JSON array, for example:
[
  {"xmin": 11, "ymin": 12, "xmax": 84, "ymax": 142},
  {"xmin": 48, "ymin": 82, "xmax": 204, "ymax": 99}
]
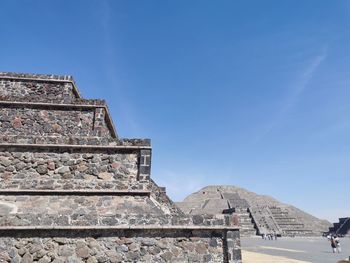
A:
[
  {"xmin": 177, "ymin": 186, "xmax": 331, "ymax": 237},
  {"xmin": 0, "ymin": 72, "xmax": 241, "ymax": 263},
  {"xmin": 329, "ymin": 218, "xmax": 350, "ymax": 236}
]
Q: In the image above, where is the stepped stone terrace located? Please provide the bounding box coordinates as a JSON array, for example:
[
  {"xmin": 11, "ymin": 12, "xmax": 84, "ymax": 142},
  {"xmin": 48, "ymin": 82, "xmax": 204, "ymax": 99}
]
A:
[{"xmin": 0, "ymin": 72, "xmax": 241, "ymax": 263}]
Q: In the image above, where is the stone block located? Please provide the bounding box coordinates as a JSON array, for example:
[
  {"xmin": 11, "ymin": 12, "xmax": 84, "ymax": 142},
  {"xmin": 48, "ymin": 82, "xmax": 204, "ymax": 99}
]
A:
[{"xmin": 139, "ymin": 165, "xmax": 150, "ymax": 174}]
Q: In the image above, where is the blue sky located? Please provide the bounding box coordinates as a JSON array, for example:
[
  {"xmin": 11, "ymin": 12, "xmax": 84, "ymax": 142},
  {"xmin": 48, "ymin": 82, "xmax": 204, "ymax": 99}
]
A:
[{"xmin": 1, "ymin": 0, "xmax": 350, "ymax": 222}]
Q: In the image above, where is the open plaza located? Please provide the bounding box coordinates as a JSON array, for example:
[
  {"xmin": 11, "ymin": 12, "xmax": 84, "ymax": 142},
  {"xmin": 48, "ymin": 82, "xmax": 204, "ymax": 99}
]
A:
[{"xmin": 241, "ymin": 237, "xmax": 350, "ymax": 263}]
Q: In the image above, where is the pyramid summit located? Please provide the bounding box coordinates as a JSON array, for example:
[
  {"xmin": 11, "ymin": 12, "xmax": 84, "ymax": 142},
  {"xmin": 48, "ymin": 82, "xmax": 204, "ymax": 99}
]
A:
[{"xmin": 0, "ymin": 72, "xmax": 242, "ymax": 263}]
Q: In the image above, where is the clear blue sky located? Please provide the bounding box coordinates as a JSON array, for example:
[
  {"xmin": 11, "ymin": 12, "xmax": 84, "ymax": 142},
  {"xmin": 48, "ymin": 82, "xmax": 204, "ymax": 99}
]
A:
[{"xmin": 1, "ymin": 0, "xmax": 349, "ymax": 222}]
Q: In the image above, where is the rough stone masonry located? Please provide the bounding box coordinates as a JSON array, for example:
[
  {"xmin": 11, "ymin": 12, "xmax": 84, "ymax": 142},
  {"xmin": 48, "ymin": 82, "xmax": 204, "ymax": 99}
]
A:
[{"xmin": 0, "ymin": 72, "xmax": 241, "ymax": 263}]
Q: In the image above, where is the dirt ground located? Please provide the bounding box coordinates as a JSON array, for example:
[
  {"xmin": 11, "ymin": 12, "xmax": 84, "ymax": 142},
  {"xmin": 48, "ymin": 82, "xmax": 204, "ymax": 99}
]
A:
[{"xmin": 242, "ymin": 250, "xmax": 311, "ymax": 263}]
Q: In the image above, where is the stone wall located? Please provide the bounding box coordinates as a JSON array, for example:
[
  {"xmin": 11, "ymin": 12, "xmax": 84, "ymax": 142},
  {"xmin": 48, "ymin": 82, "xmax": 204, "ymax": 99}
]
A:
[
  {"xmin": 0, "ymin": 229, "xmax": 241, "ymax": 263},
  {"xmin": 0, "ymin": 150, "xmax": 142, "ymax": 190},
  {"xmin": 0, "ymin": 195, "xmax": 164, "ymax": 226},
  {"xmin": 0, "ymin": 107, "xmax": 111, "ymax": 138},
  {"xmin": 0, "ymin": 211, "xmax": 234, "ymax": 228},
  {"xmin": 0, "ymin": 72, "xmax": 242, "ymax": 263},
  {"xmin": 0, "ymin": 135, "xmax": 114, "ymax": 146},
  {"xmin": 0, "ymin": 79, "xmax": 76, "ymax": 103},
  {"xmin": 0, "ymin": 72, "xmax": 73, "ymax": 81}
]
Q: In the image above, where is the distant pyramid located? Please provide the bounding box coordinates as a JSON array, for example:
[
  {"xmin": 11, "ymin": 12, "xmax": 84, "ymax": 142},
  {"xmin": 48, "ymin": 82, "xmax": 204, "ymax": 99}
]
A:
[{"xmin": 176, "ymin": 185, "xmax": 331, "ymax": 236}]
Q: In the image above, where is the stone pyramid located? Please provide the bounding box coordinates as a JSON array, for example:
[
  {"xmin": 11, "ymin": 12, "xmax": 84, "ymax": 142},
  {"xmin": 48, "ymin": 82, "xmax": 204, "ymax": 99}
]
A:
[
  {"xmin": 177, "ymin": 185, "xmax": 331, "ymax": 237},
  {"xmin": 0, "ymin": 72, "xmax": 241, "ymax": 263}
]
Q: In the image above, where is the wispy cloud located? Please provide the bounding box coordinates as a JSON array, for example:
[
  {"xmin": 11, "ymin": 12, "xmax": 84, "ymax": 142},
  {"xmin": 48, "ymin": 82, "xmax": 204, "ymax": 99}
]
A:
[
  {"xmin": 255, "ymin": 47, "xmax": 328, "ymax": 141},
  {"xmin": 99, "ymin": 0, "xmax": 142, "ymax": 136},
  {"xmin": 100, "ymin": 0, "xmax": 111, "ymax": 34},
  {"xmin": 282, "ymin": 47, "xmax": 328, "ymax": 113}
]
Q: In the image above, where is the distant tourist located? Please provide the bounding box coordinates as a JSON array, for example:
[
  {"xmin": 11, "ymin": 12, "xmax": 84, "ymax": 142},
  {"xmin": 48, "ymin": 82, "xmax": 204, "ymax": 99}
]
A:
[
  {"xmin": 330, "ymin": 236, "xmax": 337, "ymax": 253},
  {"xmin": 335, "ymin": 235, "xmax": 341, "ymax": 253}
]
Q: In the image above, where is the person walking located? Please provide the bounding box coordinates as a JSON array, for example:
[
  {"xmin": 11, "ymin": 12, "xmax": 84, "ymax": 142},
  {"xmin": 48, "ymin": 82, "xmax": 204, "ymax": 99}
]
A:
[
  {"xmin": 331, "ymin": 236, "xmax": 337, "ymax": 253},
  {"xmin": 335, "ymin": 235, "xmax": 342, "ymax": 253}
]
